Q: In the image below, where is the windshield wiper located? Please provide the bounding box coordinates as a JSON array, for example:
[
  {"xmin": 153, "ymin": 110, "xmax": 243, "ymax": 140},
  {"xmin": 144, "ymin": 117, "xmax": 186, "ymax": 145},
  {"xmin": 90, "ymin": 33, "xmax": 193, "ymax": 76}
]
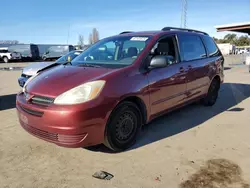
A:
[
  {"xmin": 63, "ymin": 61, "xmax": 72, "ymax": 65},
  {"xmin": 77, "ymin": 63, "xmax": 102, "ymax": 68}
]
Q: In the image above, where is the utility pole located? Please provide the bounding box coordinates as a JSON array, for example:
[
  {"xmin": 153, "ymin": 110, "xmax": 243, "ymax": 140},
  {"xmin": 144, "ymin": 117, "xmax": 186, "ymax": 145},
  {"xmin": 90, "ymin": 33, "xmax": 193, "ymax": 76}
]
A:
[{"xmin": 181, "ymin": 0, "xmax": 187, "ymax": 28}]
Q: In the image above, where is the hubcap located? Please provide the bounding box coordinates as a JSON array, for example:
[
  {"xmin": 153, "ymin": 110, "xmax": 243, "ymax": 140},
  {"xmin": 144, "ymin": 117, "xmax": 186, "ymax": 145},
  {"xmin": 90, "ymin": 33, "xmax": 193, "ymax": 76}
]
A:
[{"xmin": 115, "ymin": 113, "xmax": 135, "ymax": 142}]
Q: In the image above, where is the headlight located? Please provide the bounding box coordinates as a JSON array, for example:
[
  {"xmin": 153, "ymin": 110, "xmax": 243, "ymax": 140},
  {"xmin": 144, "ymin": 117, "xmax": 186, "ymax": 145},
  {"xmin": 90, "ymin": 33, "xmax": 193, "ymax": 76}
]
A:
[
  {"xmin": 22, "ymin": 73, "xmax": 39, "ymax": 92},
  {"xmin": 54, "ymin": 80, "xmax": 106, "ymax": 105}
]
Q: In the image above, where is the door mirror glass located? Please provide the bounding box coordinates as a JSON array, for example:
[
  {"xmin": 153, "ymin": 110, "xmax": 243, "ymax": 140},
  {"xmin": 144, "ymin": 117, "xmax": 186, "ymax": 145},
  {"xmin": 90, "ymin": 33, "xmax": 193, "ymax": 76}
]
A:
[
  {"xmin": 149, "ymin": 55, "xmax": 174, "ymax": 68},
  {"xmin": 67, "ymin": 56, "xmax": 72, "ymax": 62}
]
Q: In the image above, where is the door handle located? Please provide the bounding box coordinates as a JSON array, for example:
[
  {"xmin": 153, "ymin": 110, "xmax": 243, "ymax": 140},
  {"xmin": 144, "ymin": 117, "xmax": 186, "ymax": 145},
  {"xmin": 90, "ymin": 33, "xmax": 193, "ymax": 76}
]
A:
[
  {"xmin": 187, "ymin": 65, "xmax": 192, "ymax": 70},
  {"xmin": 179, "ymin": 67, "xmax": 185, "ymax": 73}
]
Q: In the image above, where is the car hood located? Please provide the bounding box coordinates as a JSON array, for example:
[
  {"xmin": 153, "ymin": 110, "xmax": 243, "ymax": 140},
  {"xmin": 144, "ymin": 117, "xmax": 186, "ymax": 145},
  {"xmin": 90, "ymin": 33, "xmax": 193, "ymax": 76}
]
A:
[
  {"xmin": 26, "ymin": 65, "xmax": 120, "ymax": 97},
  {"xmin": 22, "ymin": 61, "xmax": 56, "ymax": 76}
]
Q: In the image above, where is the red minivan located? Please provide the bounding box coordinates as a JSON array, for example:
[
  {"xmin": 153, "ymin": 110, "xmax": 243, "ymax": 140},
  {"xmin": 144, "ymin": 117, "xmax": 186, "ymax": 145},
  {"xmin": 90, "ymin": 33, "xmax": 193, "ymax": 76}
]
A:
[{"xmin": 16, "ymin": 27, "xmax": 224, "ymax": 151}]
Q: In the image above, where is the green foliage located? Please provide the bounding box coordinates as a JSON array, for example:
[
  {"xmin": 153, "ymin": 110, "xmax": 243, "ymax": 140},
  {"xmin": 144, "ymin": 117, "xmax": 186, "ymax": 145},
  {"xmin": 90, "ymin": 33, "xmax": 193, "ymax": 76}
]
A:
[
  {"xmin": 213, "ymin": 34, "xmax": 250, "ymax": 46},
  {"xmin": 236, "ymin": 36, "xmax": 250, "ymax": 46}
]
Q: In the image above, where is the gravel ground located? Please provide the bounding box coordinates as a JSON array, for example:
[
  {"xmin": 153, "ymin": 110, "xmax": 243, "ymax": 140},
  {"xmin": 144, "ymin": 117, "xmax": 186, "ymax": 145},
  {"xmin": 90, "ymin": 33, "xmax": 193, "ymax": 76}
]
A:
[{"xmin": 0, "ymin": 58, "xmax": 250, "ymax": 188}]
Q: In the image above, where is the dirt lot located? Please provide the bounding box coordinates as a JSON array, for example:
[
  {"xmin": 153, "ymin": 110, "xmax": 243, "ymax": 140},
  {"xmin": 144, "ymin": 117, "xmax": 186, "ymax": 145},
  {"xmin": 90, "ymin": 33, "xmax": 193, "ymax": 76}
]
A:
[{"xmin": 1, "ymin": 59, "xmax": 250, "ymax": 188}]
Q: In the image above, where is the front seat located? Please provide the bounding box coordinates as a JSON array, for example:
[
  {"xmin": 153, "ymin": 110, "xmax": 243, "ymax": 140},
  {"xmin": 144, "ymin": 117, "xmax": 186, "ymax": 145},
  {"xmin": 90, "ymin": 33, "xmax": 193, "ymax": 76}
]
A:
[
  {"xmin": 127, "ymin": 47, "xmax": 138, "ymax": 57},
  {"xmin": 156, "ymin": 42, "xmax": 169, "ymax": 55}
]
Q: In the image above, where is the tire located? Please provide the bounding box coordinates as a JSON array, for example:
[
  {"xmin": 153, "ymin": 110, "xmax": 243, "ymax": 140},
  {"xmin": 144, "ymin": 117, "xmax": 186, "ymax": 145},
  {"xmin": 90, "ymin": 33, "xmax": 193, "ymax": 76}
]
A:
[
  {"xmin": 202, "ymin": 79, "xmax": 220, "ymax": 106},
  {"xmin": 3, "ymin": 57, "xmax": 9, "ymax": 63},
  {"xmin": 104, "ymin": 101, "xmax": 142, "ymax": 151}
]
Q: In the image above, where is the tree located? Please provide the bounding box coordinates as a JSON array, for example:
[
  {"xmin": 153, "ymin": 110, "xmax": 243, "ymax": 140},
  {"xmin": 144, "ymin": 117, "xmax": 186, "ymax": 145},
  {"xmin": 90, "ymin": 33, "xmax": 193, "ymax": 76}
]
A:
[
  {"xmin": 235, "ymin": 35, "xmax": 250, "ymax": 46},
  {"xmin": 88, "ymin": 28, "xmax": 100, "ymax": 45},
  {"xmin": 77, "ymin": 35, "xmax": 84, "ymax": 47},
  {"xmin": 224, "ymin": 34, "xmax": 237, "ymax": 44},
  {"xmin": 92, "ymin": 28, "xmax": 99, "ymax": 43},
  {"xmin": 213, "ymin": 37, "xmax": 219, "ymax": 43},
  {"xmin": 88, "ymin": 33, "xmax": 93, "ymax": 45},
  {"xmin": 0, "ymin": 40, "xmax": 19, "ymax": 44},
  {"xmin": 213, "ymin": 34, "xmax": 250, "ymax": 46}
]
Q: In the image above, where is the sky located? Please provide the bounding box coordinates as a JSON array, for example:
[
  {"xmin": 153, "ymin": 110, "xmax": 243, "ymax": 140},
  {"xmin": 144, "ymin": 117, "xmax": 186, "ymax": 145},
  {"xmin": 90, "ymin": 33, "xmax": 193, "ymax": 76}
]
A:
[{"xmin": 0, "ymin": 0, "xmax": 249, "ymax": 45}]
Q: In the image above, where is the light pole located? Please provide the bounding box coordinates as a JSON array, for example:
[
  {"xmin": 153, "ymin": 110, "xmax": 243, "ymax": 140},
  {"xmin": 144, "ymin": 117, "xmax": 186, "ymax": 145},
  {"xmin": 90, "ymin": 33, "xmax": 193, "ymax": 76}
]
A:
[{"xmin": 181, "ymin": 0, "xmax": 187, "ymax": 28}]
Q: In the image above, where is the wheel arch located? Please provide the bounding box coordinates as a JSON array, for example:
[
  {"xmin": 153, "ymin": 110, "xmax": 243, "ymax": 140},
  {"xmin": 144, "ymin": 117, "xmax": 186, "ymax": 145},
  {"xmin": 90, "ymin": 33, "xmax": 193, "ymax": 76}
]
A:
[
  {"xmin": 211, "ymin": 75, "xmax": 221, "ymax": 88},
  {"xmin": 120, "ymin": 96, "xmax": 147, "ymax": 125},
  {"xmin": 106, "ymin": 95, "xmax": 148, "ymax": 129}
]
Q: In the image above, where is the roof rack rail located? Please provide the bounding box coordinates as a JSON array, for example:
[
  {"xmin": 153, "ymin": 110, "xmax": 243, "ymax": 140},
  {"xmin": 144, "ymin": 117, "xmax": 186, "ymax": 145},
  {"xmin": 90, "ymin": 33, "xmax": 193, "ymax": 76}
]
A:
[
  {"xmin": 119, "ymin": 31, "xmax": 133, "ymax": 35},
  {"xmin": 162, "ymin": 27, "xmax": 208, "ymax": 35}
]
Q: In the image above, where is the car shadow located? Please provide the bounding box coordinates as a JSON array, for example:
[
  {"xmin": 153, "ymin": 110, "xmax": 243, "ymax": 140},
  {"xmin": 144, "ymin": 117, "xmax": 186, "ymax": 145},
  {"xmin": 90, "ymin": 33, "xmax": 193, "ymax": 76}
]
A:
[
  {"xmin": 132, "ymin": 82, "xmax": 250, "ymax": 150},
  {"xmin": 85, "ymin": 83, "xmax": 250, "ymax": 153},
  {"xmin": 0, "ymin": 94, "xmax": 17, "ymax": 111},
  {"xmin": 224, "ymin": 67, "xmax": 231, "ymax": 70}
]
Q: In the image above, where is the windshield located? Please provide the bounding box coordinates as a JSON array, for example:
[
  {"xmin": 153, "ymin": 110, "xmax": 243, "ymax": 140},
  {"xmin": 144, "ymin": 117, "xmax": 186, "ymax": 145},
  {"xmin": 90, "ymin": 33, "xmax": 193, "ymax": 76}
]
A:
[
  {"xmin": 71, "ymin": 36, "xmax": 151, "ymax": 68},
  {"xmin": 55, "ymin": 50, "xmax": 82, "ymax": 63}
]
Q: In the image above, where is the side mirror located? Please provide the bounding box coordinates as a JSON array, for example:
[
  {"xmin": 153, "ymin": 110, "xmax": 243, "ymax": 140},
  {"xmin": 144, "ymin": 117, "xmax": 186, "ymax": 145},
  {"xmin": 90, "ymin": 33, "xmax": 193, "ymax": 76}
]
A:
[{"xmin": 149, "ymin": 55, "xmax": 174, "ymax": 68}]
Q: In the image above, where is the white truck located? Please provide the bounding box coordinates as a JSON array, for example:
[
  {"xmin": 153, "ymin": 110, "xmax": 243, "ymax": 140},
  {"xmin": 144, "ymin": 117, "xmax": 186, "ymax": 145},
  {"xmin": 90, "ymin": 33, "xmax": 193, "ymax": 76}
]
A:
[
  {"xmin": 217, "ymin": 43, "xmax": 235, "ymax": 55},
  {"xmin": 237, "ymin": 48, "xmax": 248, "ymax": 54},
  {"xmin": 0, "ymin": 47, "xmax": 22, "ymax": 63}
]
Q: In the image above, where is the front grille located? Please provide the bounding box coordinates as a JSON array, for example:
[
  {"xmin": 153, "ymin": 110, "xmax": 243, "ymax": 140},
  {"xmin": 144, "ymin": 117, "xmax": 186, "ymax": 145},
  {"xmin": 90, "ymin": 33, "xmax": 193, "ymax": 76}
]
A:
[
  {"xmin": 20, "ymin": 105, "xmax": 44, "ymax": 117},
  {"xmin": 58, "ymin": 134, "xmax": 87, "ymax": 143},
  {"xmin": 31, "ymin": 96, "xmax": 54, "ymax": 106},
  {"xmin": 22, "ymin": 123, "xmax": 58, "ymax": 142},
  {"xmin": 21, "ymin": 74, "xmax": 32, "ymax": 79}
]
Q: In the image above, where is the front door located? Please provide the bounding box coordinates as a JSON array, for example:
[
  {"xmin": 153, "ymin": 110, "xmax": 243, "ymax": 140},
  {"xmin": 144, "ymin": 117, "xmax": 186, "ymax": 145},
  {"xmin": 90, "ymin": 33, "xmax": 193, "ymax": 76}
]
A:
[{"xmin": 147, "ymin": 35, "xmax": 188, "ymax": 117}]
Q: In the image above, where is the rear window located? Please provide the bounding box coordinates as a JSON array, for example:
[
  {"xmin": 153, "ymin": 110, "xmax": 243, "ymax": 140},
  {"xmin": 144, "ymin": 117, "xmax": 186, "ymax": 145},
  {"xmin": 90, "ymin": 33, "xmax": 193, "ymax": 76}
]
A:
[{"xmin": 202, "ymin": 36, "xmax": 220, "ymax": 57}]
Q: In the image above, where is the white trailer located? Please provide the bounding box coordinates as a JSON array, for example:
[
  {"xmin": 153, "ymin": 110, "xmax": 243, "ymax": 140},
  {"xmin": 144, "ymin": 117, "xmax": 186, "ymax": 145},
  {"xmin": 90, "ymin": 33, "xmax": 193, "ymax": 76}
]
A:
[{"xmin": 217, "ymin": 43, "xmax": 235, "ymax": 55}]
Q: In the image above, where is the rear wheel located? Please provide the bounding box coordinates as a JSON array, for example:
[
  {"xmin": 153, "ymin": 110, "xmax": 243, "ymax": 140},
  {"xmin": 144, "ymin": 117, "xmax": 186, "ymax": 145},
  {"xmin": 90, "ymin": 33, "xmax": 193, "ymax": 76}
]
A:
[
  {"xmin": 3, "ymin": 57, "xmax": 9, "ymax": 63},
  {"xmin": 104, "ymin": 101, "xmax": 142, "ymax": 151},
  {"xmin": 202, "ymin": 79, "xmax": 220, "ymax": 106}
]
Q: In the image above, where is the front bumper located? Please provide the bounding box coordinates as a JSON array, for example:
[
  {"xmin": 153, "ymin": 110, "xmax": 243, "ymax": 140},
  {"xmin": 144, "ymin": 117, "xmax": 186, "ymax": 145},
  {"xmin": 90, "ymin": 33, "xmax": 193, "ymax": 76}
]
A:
[{"xmin": 16, "ymin": 92, "xmax": 111, "ymax": 148}]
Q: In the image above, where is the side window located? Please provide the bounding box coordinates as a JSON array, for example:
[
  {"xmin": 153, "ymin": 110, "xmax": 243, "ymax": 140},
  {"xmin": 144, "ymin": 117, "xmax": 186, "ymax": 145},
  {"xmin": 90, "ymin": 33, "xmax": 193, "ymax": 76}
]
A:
[
  {"xmin": 0, "ymin": 50, "xmax": 8, "ymax": 53},
  {"xmin": 178, "ymin": 35, "xmax": 206, "ymax": 61},
  {"xmin": 202, "ymin": 36, "xmax": 220, "ymax": 57},
  {"xmin": 150, "ymin": 36, "xmax": 177, "ymax": 65}
]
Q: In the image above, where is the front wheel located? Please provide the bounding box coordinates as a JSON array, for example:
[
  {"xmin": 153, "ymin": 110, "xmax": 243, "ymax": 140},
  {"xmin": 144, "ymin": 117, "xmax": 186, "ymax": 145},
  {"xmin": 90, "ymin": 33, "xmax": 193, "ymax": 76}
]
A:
[
  {"xmin": 104, "ymin": 101, "xmax": 142, "ymax": 151},
  {"xmin": 3, "ymin": 57, "xmax": 9, "ymax": 63},
  {"xmin": 202, "ymin": 79, "xmax": 220, "ymax": 106}
]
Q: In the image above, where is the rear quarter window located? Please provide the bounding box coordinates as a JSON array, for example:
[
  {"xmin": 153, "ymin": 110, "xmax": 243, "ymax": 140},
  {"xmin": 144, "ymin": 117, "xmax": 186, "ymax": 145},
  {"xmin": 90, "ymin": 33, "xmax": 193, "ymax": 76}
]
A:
[
  {"xmin": 178, "ymin": 34, "xmax": 207, "ymax": 61},
  {"xmin": 202, "ymin": 36, "xmax": 220, "ymax": 57}
]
